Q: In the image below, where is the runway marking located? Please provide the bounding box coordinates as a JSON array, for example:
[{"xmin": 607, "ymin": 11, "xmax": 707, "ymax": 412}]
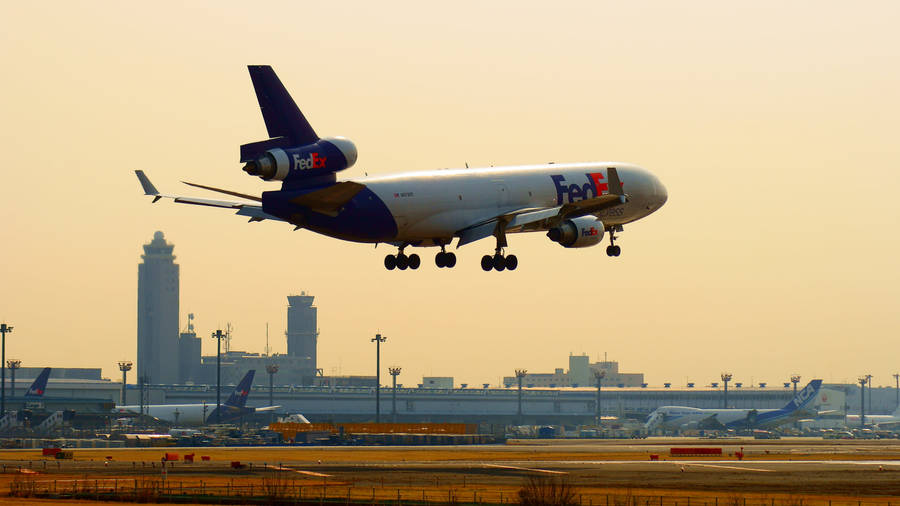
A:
[
  {"xmin": 484, "ymin": 463, "xmax": 567, "ymax": 475},
  {"xmin": 681, "ymin": 463, "xmax": 774, "ymax": 472}
]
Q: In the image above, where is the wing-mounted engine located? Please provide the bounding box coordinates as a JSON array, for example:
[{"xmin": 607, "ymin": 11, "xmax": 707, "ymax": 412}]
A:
[{"xmin": 547, "ymin": 217, "xmax": 604, "ymax": 248}]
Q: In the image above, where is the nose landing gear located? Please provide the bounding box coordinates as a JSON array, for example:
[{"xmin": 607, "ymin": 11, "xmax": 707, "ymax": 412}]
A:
[
  {"xmin": 606, "ymin": 228, "xmax": 621, "ymax": 257},
  {"xmin": 435, "ymin": 246, "xmax": 457, "ymax": 268}
]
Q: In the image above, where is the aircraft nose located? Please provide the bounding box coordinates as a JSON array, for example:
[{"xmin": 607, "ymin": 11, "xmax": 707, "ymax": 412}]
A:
[{"xmin": 655, "ymin": 176, "xmax": 668, "ymax": 208}]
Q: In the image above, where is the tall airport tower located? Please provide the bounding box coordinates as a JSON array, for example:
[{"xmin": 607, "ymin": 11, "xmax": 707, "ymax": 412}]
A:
[
  {"xmin": 137, "ymin": 231, "xmax": 180, "ymax": 385},
  {"xmin": 286, "ymin": 293, "xmax": 318, "ymax": 372}
]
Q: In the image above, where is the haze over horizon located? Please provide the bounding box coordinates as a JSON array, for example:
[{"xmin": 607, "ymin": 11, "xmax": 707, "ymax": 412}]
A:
[{"xmin": 1, "ymin": 1, "xmax": 898, "ymax": 388}]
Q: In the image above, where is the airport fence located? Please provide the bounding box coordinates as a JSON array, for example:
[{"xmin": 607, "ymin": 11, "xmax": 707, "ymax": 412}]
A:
[{"xmin": 8, "ymin": 477, "xmax": 900, "ymax": 506}]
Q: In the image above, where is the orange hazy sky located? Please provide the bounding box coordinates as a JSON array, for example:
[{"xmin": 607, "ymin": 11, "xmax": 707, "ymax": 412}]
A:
[{"xmin": 1, "ymin": 1, "xmax": 898, "ymax": 388}]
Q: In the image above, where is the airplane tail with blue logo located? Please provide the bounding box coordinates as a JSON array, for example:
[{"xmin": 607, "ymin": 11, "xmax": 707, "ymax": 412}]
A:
[
  {"xmin": 224, "ymin": 370, "xmax": 255, "ymax": 409},
  {"xmin": 781, "ymin": 379, "xmax": 823, "ymax": 413},
  {"xmin": 24, "ymin": 367, "xmax": 51, "ymax": 398},
  {"xmin": 240, "ymin": 66, "xmax": 358, "ymax": 189}
]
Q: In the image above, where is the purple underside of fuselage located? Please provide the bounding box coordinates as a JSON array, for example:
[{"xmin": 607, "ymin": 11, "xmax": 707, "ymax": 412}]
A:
[{"xmin": 262, "ymin": 187, "xmax": 398, "ymax": 242}]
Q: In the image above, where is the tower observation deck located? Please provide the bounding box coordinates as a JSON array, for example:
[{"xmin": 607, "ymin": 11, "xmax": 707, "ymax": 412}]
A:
[{"xmin": 286, "ymin": 293, "xmax": 318, "ymax": 375}]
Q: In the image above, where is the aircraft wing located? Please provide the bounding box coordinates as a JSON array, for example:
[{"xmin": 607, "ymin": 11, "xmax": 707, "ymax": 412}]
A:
[
  {"xmin": 135, "ymin": 170, "xmax": 283, "ymax": 223},
  {"xmin": 456, "ymin": 167, "xmax": 627, "ymax": 247}
]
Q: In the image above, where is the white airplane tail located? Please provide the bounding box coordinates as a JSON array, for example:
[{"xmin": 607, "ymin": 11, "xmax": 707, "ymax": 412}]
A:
[
  {"xmin": 0, "ymin": 411, "xmax": 22, "ymax": 432},
  {"xmin": 35, "ymin": 411, "xmax": 65, "ymax": 433}
]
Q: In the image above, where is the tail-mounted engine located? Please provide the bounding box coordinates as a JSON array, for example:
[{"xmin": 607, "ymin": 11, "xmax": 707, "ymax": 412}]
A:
[
  {"xmin": 241, "ymin": 136, "xmax": 358, "ymax": 181},
  {"xmin": 547, "ymin": 217, "xmax": 605, "ymax": 248}
]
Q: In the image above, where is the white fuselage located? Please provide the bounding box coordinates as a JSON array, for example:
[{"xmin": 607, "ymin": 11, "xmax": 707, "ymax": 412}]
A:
[
  {"xmin": 115, "ymin": 404, "xmax": 214, "ymax": 425},
  {"xmin": 355, "ymin": 163, "xmax": 667, "ymax": 243}
]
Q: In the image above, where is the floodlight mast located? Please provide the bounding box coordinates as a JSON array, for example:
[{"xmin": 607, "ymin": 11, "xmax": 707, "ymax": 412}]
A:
[
  {"xmin": 118, "ymin": 361, "xmax": 133, "ymax": 405},
  {"xmin": 389, "ymin": 367, "xmax": 401, "ymax": 422},
  {"xmin": 721, "ymin": 372, "xmax": 733, "ymax": 408},
  {"xmin": 515, "ymin": 369, "xmax": 527, "ymax": 420},
  {"xmin": 0, "ymin": 323, "xmax": 13, "ymax": 416},
  {"xmin": 6, "ymin": 360, "xmax": 20, "ymax": 400},
  {"xmin": 371, "ymin": 334, "xmax": 387, "ymax": 423}
]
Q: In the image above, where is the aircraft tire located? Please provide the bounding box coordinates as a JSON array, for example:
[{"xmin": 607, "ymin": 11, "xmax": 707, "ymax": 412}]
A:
[
  {"xmin": 505, "ymin": 254, "xmax": 518, "ymax": 270},
  {"xmin": 396, "ymin": 254, "xmax": 409, "ymax": 270},
  {"xmin": 493, "ymin": 254, "xmax": 506, "ymax": 271},
  {"xmin": 408, "ymin": 253, "xmax": 421, "ymax": 269},
  {"xmin": 606, "ymin": 246, "xmax": 615, "ymax": 257},
  {"xmin": 435, "ymin": 252, "xmax": 446, "ymax": 268},
  {"xmin": 613, "ymin": 245, "xmax": 621, "ymax": 256},
  {"xmin": 446, "ymin": 252, "xmax": 457, "ymax": 268},
  {"xmin": 384, "ymin": 255, "xmax": 397, "ymax": 270},
  {"xmin": 481, "ymin": 255, "xmax": 493, "ymax": 271}
]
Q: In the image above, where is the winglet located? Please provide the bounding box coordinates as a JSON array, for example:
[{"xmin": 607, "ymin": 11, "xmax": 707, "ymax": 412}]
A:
[{"xmin": 135, "ymin": 170, "xmax": 162, "ymax": 203}]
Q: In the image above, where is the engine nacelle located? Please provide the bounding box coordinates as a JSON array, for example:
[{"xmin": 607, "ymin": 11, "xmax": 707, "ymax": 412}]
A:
[
  {"xmin": 547, "ymin": 217, "xmax": 605, "ymax": 248},
  {"xmin": 242, "ymin": 136, "xmax": 358, "ymax": 181}
]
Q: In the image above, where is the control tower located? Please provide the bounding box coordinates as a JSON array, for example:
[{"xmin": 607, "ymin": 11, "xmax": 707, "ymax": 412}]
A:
[
  {"xmin": 286, "ymin": 293, "xmax": 318, "ymax": 373},
  {"xmin": 137, "ymin": 231, "xmax": 180, "ymax": 385}
]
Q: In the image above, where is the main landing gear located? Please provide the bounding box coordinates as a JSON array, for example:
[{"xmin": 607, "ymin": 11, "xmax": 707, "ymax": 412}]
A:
[
  {"xmin": 435, "ymin": 246, "xmax": 457, "ymax": 268},
  {"xmin": 606, "ymin": 229, "xmax": 621, "ymax": 257},
  {"xmin": 481, "ymin": 252, "xmax": 518, "ymax": 272},
  {"xmin": 384, "ymin": 246, "xmax": 420, "ymax": 271}
]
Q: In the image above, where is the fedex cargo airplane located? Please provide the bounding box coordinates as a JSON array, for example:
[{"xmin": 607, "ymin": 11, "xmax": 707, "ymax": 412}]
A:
[
  {"xmin": 136, "ymin": 65, "xmax": 667, "ymax": 271},
  {"xmin": 22, "ymin": 367, "xmax": 52, "ymax": 398},
  {"xmin": 645, "ymin": 379, "xmax": 823, "ymax": 431},
  {"xmin": 114, "ymin": 370, "xmax": 277, "ymax": 425}
]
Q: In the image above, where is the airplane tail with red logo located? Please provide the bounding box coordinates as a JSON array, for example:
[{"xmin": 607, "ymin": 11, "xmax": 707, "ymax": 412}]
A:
[
  {"xmin": 24, "ymin": 367, "xmax": 51, "ymax": 398},
  {"xmin": 224, "ymin": 370, "xmax": 255, "ymax": 409},
  {"xmin": 240, "ymin": 66, "xmax": 358, "ymax": 189}
]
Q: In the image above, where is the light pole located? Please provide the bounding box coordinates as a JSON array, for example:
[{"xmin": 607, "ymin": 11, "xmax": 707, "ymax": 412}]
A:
[
  {"xmin": 721, "ymin": 373, "xmax": 732, "ymax": 409},
  {"xmin": 389, "ymin": 367, "xmax": 401, "ymax": 422},
  {"xmin": 866, "ymin": 375, "xmax": 873, "ymax": 416},
  {"xmin": 858, "ymin": 376, "xmax": 867, "ymax": 428},
  {"xmin": 515, "ymin": 369, "xmax": 527, "ymax": 420},
  {"xmin": 118, "ymin": 361, "xmax": 132, "ymax": 405},
  {"xmin": 594, "ymin": 369, "xmax": 607, "ymax": 424},
  {"xmin": 894, "ymin": 373, "xmax": 899, "ymax": 408},
  {"xmin": 790, "ymin": 375, "xmax": 801, "ymax": 397},
  {"xmin": 371, "ymin": 333, "xmax": 386, "ymax": 423},
  {"xmin": 211, "ymin": 329, "xmax": 227, "ymax": 424},
  {"xmin": 138, "ymin": 374, "xmax": 148, "ymax": 417},
  {"xmin": 7, "ymin": 360, "xmax": 20, "ymax": 400},
  {"xmin": 0, "ymin": 323, "xmax": 13, "ymax": 416},
  {"xmin": 265, "ymin": 364, "xmax": 279, "ymax": 409}
]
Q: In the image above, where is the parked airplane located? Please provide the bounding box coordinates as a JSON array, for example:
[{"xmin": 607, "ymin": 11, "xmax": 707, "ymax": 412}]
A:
[
  {"xmin": 645, "ymin": 379, "xmax": 823, "ymax": 431},
  {"xmin": 0, "ymin": 368, "xmax": 53, "ymax": 432},
  {"xmin": 846, "ymin": 405, "xmax": 900, "ymax": 427},
  {"xmin": 114, "ymin": 370, "xmax": 277, "ymax": 425},
  {"xmin": 22, "ymin": 367, "xmax": 52, "ymax": 398},
  {"xmin": 136, "ymin": 65, "xmax": 667, "ymax": 271}
]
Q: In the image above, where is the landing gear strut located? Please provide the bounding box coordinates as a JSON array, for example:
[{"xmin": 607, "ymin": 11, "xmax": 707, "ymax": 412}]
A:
[
  {"xmin": 435, "ymin": 245, "xmax": 457, "ymax": 268},
  {"xmin": 384, "ymin": 245, "xmax": 420, "ymax": 270},
  {"xmin": 482, "ymin": 222, "xmax": 517, "ymax": 272},
  {"xmin": 606, "ymin": 229, "xmax": 621, "ymax": 257}
]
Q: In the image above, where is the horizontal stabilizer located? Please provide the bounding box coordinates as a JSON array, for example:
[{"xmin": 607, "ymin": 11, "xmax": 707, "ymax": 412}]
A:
[{"xmin": 290, "ymin": 181, "xmax": 366, "ymax": 216}]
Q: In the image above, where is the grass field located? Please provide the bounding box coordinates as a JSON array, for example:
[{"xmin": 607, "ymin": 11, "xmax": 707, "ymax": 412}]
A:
[{"xmin": 0, "ymin": 440, "xmax": 898, "ymax": 504}]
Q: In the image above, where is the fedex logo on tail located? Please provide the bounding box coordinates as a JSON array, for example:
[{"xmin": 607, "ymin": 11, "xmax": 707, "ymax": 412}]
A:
[
  {"xmin": 292, "ymin": 152, "xmax": 327, "ymax": 171},
  {"xmin": 552, "ymin": 173, "xmax": 614, "ymax": 205}
]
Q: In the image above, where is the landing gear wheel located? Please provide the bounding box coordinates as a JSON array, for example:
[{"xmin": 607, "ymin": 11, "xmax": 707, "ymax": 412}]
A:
[
  {"xmin": 493, "ymin": 254, "xmax": 506, "ymax": 271},
  {"xmin": 606, "ymin": 246, "xmax": 615, "ymax": 257},
  {"xmin": 396, "ymin": 253, "xmax": 409, "ymax": 270},
  {"xmin": 435, "ymin": 252, "xmax": 446, "ymax": 268},
  {"xmin": 481, "ymin": 255, "xmax": 493, "ymax": 271},
  {"xmin": 505, "ymin": 254, "xmax": 518, "ymax": 270},
  {"xmin": 384, "ymin": 255, "xmax": 397, "ymax": 270},
  {"xmin": 408, "ymin": 253, "xmax": 421, "ymax": 269},
  {"xmin": 612, "ymin": 245, "xmax": 621, "ymax": 256},
  {"xmin": 445, "ymin": 252, "xmax": 457, "ymax": 268}
]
